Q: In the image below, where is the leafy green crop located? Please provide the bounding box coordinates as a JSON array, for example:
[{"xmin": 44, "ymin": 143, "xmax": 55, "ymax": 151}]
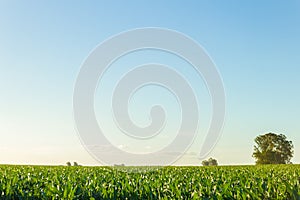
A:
[{"xmin": 0, "ymin": 165, "xmax": 299, "ymax": 199}]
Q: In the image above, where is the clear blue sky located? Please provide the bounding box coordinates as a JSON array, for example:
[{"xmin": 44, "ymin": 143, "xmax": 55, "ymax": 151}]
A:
[{"xmin": 0, "ymin": 1, "xmax": 299, "ymax": 165}]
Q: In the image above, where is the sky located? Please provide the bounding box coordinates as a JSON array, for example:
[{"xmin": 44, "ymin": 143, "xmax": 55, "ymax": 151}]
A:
[{"xmin": 0, "ymin": 1, "xmax": 300, "ymax": 166}]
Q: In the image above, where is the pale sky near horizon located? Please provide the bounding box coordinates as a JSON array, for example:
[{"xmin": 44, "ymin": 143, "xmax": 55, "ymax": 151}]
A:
[{"xmin": 0, "ymin": 1, "xmax": 300, "ymax": 166}]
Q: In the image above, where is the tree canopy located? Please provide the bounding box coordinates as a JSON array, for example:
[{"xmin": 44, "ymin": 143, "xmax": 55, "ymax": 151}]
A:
[
  {"xmin": 202, "ymin": 158, "xmax": 218, "ymax": 166},
  {"xmin": 252, "ymin": 133, "xmax": 293, "ymax": 164}
]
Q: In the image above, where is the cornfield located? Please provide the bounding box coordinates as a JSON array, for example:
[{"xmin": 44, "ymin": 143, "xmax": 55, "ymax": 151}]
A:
[{"xmin": 0, "ymin": 165, "xmax": 299, "ymax": 199}]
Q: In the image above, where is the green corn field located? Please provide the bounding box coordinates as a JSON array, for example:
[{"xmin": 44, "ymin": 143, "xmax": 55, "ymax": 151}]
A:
[{"xmin": 0, "ymin": 165, "xmax": 299, "ymax": 199}]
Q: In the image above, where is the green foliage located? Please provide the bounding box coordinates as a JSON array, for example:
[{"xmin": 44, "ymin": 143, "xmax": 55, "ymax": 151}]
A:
[
  {"xmin": 202, "ymin": 158, "xmax": 218, "ymax": 166},
  {"xmin": 253, "ymin": 133, "xmax": 294, "ymax": 164},
  {"xmin": 0, "ymin": 165, "xmax": 299, "ymax": 199}
]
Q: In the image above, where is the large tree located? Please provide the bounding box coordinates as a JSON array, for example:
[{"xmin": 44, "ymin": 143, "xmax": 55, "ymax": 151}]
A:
[{"xmin": 253, "ymin": 133, "xmax": 293, "ymax": 164}]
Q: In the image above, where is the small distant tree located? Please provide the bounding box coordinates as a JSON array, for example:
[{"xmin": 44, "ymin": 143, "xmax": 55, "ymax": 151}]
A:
[
  {"xmin": 66, "ymin": 162, "xmax": 71, "ymax": 166},
  {"xmin": 208, "ymin": 158, "xmax": 218, "ymax": 166},
  {"xmin": 202, "ymin": 158, "xmax": 218, "ymax": 166},
  {"xmin": 202, "ymin": 160, "xmax": 209, "ymax": 166},
  {"xmin": 73, "ymin": 162, "xmax": 79, "ymax": 166},
  {"xmin": 253, "ymin": 133, "xmax": 293, "ymax": 164}
]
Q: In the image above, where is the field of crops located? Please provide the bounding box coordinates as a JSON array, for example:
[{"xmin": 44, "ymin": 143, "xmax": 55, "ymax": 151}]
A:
[{"xmin": 0, "ymin": 165, "xmax": 299, "ymax": 199}]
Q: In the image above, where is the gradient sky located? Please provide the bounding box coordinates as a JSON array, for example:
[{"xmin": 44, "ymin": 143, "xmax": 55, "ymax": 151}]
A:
[{"xmin": 0, "ymin": 1, "xmax": 300, "ymax": 165}]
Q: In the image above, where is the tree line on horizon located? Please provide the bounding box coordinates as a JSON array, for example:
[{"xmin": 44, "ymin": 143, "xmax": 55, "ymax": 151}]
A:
[
  {"xmin": 202, "ymin": 132, "xmax": 294, "ymax": 166},
  {"xmin": 65, "ymin": 132, "xmax": 294, "ymax": 167}
]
